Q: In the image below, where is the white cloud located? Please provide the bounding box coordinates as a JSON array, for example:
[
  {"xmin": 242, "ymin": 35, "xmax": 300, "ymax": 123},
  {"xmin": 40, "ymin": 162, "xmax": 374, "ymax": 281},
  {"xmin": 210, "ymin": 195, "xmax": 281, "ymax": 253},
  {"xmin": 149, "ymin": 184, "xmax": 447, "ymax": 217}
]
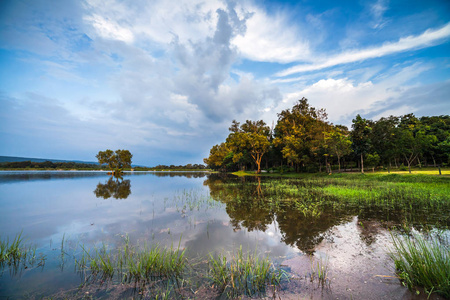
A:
[
  {"xmin": 276, "ymin": 23, "xmax": 450, "ymax": 76},
  {"xmin": 83, "ymin": 0, "xmax": 223, "ymax": 46},
  {"xmin": 232, "ymin": 4, "xmax": 310, "ymax": 63},
  {"xmin": 84, "ymin": 14, "xmax": 134, "ymax": 43},
  {"xmin": 82, "ymin": 0, "xmax": 310, "ymax": 64},
  {"xmin": 370, "ymin": 0, "xmax": 389, "ymax": 29},
  {"xmin": 264, "ymin": 63, "xmax": 433, "ymax": 127}
]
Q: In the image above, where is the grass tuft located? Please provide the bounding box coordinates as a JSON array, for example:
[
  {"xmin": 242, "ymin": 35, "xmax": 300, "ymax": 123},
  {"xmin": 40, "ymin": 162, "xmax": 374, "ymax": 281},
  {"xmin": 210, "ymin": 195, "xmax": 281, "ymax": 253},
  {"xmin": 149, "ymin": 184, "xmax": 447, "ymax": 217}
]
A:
[
  {"xmin": 75, "ymin": 237, "xmax": 186, "ymax": 284},
  {"xmin": 0, "ymin": 232, "xmax": 43, "ymax": 275},
  {"xmin": 208, "ymin": 246, "xmax": 285, "ymax": 297},
  {"xmin": 389, "ymin": 232, "xmax": 450, "ymax": 298}
]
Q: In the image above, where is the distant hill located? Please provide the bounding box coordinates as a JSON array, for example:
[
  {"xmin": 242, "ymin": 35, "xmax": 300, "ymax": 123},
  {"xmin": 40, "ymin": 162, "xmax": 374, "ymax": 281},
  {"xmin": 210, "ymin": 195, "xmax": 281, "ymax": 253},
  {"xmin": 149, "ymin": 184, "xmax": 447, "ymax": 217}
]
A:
[{"xmin": 0, "ymin": 156, "xmax": 98, "ymax": 165}]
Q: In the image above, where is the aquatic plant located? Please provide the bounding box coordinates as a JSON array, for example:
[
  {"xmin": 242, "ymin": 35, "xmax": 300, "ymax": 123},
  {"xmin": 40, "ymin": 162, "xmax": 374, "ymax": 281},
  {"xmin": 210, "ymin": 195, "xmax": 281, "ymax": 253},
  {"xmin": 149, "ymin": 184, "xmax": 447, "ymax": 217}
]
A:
[
  {"xmin": 0, "ymin": 232, "xmax": 44, "ymax": 276},
  {"xmin": 389, "ymin": 232, "xmax": 450, "ymax": 298},
  {"xmin": 75, "ymin": 237, "xmax": 186, "ymax": 284},
  {"xmin": 309, "ymin": 257, "xmax": 329, "ymax": 287},
  {"xmin": 208, "ymin": 246, "xmax": 285, "ymax": 297}
]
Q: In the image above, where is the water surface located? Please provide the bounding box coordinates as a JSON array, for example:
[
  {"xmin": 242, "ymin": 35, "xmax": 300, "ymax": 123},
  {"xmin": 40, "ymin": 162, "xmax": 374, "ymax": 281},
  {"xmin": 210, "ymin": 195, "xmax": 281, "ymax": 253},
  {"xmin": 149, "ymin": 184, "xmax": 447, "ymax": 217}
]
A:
[{"xmin": 0, "ymin": 171, "xmax": 448, "ymax": 299}]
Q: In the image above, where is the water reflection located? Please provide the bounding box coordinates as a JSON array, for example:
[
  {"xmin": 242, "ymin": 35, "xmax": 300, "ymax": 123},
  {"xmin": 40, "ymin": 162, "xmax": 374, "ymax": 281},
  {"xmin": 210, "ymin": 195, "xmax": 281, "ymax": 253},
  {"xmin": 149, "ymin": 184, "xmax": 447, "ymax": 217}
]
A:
[
  {"xmin": 204, "ymin": 174, "xmax": 450, "ymax": 254},
  {"xmin": 94, "ymin": 176, "xmax": 131, "ymax": 199},
  {"xmin": 148, "ymin": 171, "xmax": 208, "ymax": 178}
]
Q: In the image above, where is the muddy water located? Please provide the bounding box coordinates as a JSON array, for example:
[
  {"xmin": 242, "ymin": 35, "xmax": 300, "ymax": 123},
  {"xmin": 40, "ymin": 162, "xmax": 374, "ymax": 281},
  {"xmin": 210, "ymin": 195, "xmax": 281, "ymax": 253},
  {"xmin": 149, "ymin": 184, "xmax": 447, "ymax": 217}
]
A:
[{"xmin": 0, "ymin": 171, "xmax": 448, "ymax": 299}]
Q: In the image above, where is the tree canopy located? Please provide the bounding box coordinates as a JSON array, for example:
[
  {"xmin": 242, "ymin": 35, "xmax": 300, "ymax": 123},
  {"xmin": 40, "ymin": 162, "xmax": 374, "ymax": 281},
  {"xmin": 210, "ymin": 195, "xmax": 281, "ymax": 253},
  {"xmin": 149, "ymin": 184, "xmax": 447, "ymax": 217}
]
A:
[
  {"xmin": 96, "ymin": 149, "xmax": 133, "ymax": 174},
  {"xmin": 204, "ymin": 98, "xmax": 450, "ymax": 174}
]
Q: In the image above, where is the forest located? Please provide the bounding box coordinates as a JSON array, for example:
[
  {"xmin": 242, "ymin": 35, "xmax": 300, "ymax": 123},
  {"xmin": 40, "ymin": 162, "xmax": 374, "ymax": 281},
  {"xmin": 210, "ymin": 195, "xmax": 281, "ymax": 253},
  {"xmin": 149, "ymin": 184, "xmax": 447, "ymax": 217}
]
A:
[{"xmin": 204, "ymin": 98, "xmax": 450, "ymax": 174}]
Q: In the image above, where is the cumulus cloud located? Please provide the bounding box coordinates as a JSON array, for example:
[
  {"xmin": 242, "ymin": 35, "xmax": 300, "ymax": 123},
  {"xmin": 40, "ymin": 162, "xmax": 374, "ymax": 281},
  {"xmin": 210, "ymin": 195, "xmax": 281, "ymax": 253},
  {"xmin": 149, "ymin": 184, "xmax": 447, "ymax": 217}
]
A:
[
  {"xmin": 266, "ymin": 63, "xmax": 436, "ymax": 127},
  {"xmin": 231, "ymin": 4, "xmax": 310, "ymax": 63},
  {"xmin": 276, "ymin": 22, "xmax": 450, "ymax": 76},
  {"xmin": 80, "ymin": 1, "xmax": 282, "ymax": 162}
]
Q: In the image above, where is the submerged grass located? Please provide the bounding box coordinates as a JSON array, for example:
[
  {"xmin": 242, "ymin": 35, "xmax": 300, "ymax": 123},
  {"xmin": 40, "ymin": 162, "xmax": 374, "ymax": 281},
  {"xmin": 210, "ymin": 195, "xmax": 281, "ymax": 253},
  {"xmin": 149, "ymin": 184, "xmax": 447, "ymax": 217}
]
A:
[
  {"xmin": 389, "ymin": 232, "xmax": 450, "ymax": 298},
  {"xmin": 75, "ymin": 237, "xmax": 186, "ymax": 284},
  {"xmin": 0, "ymin": 232, "xmax": 45, "ymax": 276},
  {"xmin": 208, "ymin": 246, "xmax": 286, "ymax": 298},
  {"xmin": 0, "ymin": 232, "xmax": 34, "ymax": 265},
  {"xmin": 309, "ymin": 257, "xmax": 329, "ymax": 287}
]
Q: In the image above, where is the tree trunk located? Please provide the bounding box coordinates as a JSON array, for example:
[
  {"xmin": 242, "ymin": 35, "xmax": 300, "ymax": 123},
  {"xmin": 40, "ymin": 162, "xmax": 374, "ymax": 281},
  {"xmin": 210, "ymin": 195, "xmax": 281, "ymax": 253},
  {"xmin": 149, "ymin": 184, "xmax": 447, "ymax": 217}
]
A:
[
  {"xmin": 337, "ymin": 155, "xmax": 341, "ymax": 172},
  {"xmin": 255, "ymin": 154, "xmax": 262, "ymax": 174},
  {"xmin": 361, "ymin": 153, "xmax": 364, "ymax": 174}
]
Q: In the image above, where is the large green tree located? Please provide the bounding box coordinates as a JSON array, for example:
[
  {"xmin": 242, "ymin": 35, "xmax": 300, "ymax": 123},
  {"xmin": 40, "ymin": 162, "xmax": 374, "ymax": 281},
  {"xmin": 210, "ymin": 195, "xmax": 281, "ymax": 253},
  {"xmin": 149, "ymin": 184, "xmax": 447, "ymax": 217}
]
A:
[
  {"xmin": 96, "ymin": 149, "xmax": 133, "ymax": 174},
  {"xmin": 324, "ymin": 126, "xmax": 352, "ymax": 172},
  {"xmin": 350, "ymin": 115, "xmax": 373, "ymax": 173},
  {"xmin": 203, "ymin": 143, "xmax": 232, "ymax": 171},
  {"xmin": 397, "ymin": 114, "xmax": 437, "ymax": 173},
  {"xmin": 226, "ymin": 120, "xmax": 271, "ymax": 174},
  {"xmin": 274, "ymin": 98, "xmax": 329, "ymax": 171},
  {"xmin": 370, "ymin": 116, "xmax": 399, "ymax": 172}
]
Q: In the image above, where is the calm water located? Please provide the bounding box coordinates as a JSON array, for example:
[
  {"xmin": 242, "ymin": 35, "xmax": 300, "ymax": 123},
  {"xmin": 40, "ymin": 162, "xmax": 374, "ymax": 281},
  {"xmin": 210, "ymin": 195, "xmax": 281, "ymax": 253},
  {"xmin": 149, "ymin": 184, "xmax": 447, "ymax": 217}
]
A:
[{"xmin": 0, "ymin": 171, "xmax": 447, "ymax": 299}]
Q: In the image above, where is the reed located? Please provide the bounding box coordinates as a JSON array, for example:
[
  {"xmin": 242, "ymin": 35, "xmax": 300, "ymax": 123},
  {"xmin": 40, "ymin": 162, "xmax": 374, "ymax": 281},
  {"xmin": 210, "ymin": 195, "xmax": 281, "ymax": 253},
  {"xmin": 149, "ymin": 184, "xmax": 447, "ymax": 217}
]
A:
[
  {"xmin": 0, "ymin": 232, "xmax": 42, "ymax": 275},
  {"xmin": 309, "ymin": 257, "xmax": 329, "ymax": 287},
  {"xmin": 75, "ymin": 238, "xmax": 186, "ymax": 284},
  {"xmin": 208, "ymin": 246, "xmax": 285, "ymax": 297},
  {"xmin": 0, "ymin": 232, "xmax": 35, "ymax": 264},
  {"xmin": 389, "ymin": 232, "xmax": 450, "ymax": 298}
]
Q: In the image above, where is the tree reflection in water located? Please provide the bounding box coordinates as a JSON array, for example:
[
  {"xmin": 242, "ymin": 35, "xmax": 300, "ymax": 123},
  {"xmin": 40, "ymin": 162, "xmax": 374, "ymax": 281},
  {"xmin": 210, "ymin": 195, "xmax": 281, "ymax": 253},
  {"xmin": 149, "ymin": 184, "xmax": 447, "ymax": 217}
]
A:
[
  {"xmin": 204, "ymin": 174, "xmax": 450, "ymax": 254},
  {"xmin": 94, "ymin": 175, "xmax": 131, "ymax": 199}
]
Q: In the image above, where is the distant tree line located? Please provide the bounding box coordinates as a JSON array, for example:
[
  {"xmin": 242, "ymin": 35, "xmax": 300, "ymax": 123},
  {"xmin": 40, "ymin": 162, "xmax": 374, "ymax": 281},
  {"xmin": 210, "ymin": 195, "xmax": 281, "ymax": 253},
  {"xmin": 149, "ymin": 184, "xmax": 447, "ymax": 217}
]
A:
[
  {"xmin": 0, "ymin": 160, "xmax": 207, "ymax": 171},
  {"xmin": 204, "ymin": 98, "xmax": 450, "ymax": 174},
  {"xmin": 143, "ymin": 164, "xmax": 207, "ymax": 171},
  {"xmin": 0, "ymin": 161, "xmax": 102, "ymax": 170}
]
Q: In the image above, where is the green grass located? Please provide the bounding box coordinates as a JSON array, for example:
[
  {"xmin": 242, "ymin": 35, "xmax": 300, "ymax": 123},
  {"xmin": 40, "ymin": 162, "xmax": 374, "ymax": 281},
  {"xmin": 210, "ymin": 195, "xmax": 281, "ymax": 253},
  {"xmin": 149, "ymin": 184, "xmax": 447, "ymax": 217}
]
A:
[
  {"xmin": 310, "ymin": 257, "xmax": 329, "ymax": 287},
  {"xmin": 0, "ymin": 232, "xmax": 44, "ymax": 275},
  {"xmin": 75, "ymin": 237, "xmax": 186, "ymax": 284},
  {"xmin": 208, "ymin": 246, "xmax": 285, "ymax": 298},
  {"xmin": 0, "ymin": 232, "xmax": 35, "ymax": 264},
  {"xmin": 389, "ymin": 232, "xmax": 450, "ymax": 298},
  {"xmin": 233, "ymin": 169, "xmax": 450, "ymax": 178}
]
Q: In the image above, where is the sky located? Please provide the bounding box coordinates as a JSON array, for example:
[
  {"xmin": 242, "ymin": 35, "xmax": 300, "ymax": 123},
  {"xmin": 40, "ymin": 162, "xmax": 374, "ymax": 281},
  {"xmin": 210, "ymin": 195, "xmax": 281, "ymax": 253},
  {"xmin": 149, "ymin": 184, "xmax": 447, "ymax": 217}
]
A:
[{"xmin": 0, "ymin": 0, "xmax": 449, "ymax": 166}]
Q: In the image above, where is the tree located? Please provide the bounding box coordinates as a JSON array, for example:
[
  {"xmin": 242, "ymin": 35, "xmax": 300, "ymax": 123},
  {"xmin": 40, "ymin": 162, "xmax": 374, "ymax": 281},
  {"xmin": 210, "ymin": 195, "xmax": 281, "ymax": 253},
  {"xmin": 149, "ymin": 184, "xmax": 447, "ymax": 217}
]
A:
[
  {"xmin": 324, "ymin": 127, "xmax": 352, "ymax": 172},
  {"xmin": 397, "ymin": 114, "xmax": 436, "ymax": 173},
  {"xmin": 203, "ymin": 143, "xmax": 232, "ymax": 171},
  {"xmin": 96, "ymin": 149, "xmax": 133, "ymax": 174},
  {"xmin": 351, "ymin": 115, "xmax": 373, "ymax": 173},
  {"xmin": 365, "ymin": 153, "xmax": 380, "ymax": 172},
  {"xmin": 226, "ymin": 120, "xmax": 271, "ymax": 174},
  {"xmin": 371, "ymin": 116, "xmax": 399, "ymax": 172},
  {"xmin": 274, "ymin": 98, "xmax": 329, "ymax": 171},
  {"xmin": 419, "ymin": 115, "xmax": 450, "ymax": 166}
]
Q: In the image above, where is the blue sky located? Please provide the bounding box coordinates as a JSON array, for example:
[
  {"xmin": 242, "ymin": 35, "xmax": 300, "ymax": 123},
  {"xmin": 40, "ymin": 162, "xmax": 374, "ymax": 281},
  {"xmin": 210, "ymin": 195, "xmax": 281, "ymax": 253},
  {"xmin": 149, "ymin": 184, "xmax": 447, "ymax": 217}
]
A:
[{"xmin": 0, "ymin": 0, "xmax": 449, "ymax": 166}]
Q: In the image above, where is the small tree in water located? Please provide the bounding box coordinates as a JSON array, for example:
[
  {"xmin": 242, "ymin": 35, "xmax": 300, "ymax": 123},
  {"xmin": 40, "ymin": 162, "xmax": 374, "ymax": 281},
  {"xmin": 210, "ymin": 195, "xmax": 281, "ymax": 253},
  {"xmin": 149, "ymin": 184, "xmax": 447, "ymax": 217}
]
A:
[{"xmin": 96, "ymin": 149, "xmax": 132, "ymax": 174}]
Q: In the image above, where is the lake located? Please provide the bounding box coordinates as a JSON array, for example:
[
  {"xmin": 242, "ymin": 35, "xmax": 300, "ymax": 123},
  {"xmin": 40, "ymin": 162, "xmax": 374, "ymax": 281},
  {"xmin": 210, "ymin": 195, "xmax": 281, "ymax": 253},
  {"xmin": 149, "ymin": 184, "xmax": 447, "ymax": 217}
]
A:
[{"xmin": 0, "ymin": 171, "xmax": 448, "ymax": 299}]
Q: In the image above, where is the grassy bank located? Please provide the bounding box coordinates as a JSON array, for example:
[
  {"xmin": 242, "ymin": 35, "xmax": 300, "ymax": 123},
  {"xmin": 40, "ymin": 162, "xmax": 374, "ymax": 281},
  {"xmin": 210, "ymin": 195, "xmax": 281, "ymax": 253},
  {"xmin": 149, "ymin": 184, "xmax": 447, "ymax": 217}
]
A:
[{"xmin": 233, "ymin": 167, "xmax": 450, "ymax": 177}]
